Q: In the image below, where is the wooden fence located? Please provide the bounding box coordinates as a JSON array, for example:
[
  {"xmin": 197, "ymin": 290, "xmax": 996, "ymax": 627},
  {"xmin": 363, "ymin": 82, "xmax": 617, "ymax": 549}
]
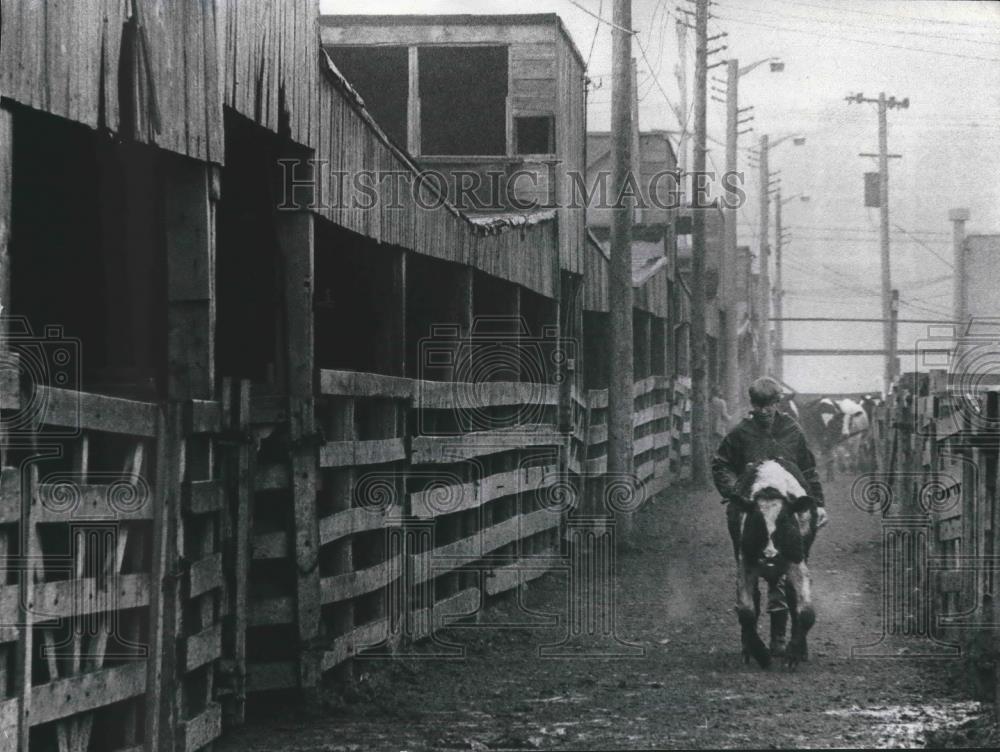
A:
[
  {"xmin": 0, "ymin": 370, "xmax": 226, "ymax": 752},
  {"xmin": 873, "ymin": 377, "xmax": 1000, "ymax": 716}
]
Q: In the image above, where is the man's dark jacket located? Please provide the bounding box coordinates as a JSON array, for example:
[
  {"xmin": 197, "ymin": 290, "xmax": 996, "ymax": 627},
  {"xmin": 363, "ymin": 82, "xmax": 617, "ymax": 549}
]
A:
[{"xmin": 711, "ymin": 411, "xmax": 825, "ymax": 506}]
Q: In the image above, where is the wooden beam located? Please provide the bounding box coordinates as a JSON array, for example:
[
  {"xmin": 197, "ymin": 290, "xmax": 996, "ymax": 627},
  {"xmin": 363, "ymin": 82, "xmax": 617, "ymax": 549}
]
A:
[
  {"xmin": 407, "ymin": 47, "xmax": 420, "ymax": 155},
  {"xmin": 0, "ymin": 105, "xmax": 11, "ymax": 358},
  {"xmin": 228, "ymin": 379, "xmax": 252, "ymax": 726},
  {"xmin": 277, "ymin": 210, "xmax": 321, "ymax": 692},
  {"xmin": 164, "ymin": 160, "xmax": 215, "ymax": 401}
]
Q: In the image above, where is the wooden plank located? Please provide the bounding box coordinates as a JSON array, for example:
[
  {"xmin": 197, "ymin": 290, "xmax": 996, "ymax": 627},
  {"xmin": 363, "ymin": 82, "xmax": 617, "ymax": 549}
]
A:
[
  {"xmin": 180, "ymin": 702, "xmax": 222, "ymax": 752},
  {"xmin": 184, "ymin": 399, "xmax": 223, "ymax": 435},
  {"xmin": 0, "ymin": 468, "xmax": 20, "ymax": 524},
  {"xmin": 938, "ymin": 517, "xmax": 963, "ymax": 542},
  {"xmin": 0, "ymin": 697, "xmax": 17, "ymax": 752},
  {"xmin": 407, "ymin": 45, "xmax": 420, "ymax": 155},
  {"xmin": 320, "ymin": 555, "xmax": 400, "ymax": 605},
  {"xmin": 321, "ymin": 23, "xmax": 553, "ymax": 47},
  {"xmin": 33, "ymin": 483, "xmax": 154, "ymax": 522},
  {"xmin": 409, "ymin": 588, "xmax": 480, "ymax": 641},
  {"xmin": 411, "ymin": 479, "xmax": 478, "ymax": 518},
  {"xmin": 589, "ymin": 389, "xmax": 609, "ymax": 409},
  {"xmin": 36, "ymin": 387, "xmax": 158, "ymax": 437},
  {"xmin": 511, "ymin": 59, "xmax": 556, "ymax": 79},
  {"xmin": 184, "ymin": 623, "xmax": 223, "ymax": 673},
  {"xmin": 182, "ymin": 479, "xmax": 224, "ymax": 515},
  {"xmin": 188, "ymin": 552, "xmax": 223, "ymax": 599},
  {"xmin": 318, "ymin": 370, "xmax": 414, "ymax": 399},
  {"xmin": 321, "ymin": 618, "xmax": 390, "ymax": 672},
  {"xmin": 147, "ymin": 408, "xmax": 178, "ymax": 752},
  {"xmin": 410, "ymin": 509, "xmax": 560, "ymax": 585},
  {"xmin": 319, "ymin": 438, "xmax": 407, "ymax": 468},
  {"xmin": 634, "ymin": 434, "xmax": 656, "ymax": 456},
  {"xmin": 227, "ymin": 379, "xmax": 253, "ymax": 725},
  {"xmin": 0, "ymin": 105, "xmax": 11, "ymax": 357},
  {"xmin": 318, "ymin": 506, "xmax": 391, "ymax": 545},
  {"xmin": 30, "ymin": 574, "xmax": 149, "ymax": 620},
  {"xmin": 410, "ymin": 425, "xmax": 562, "ymax": 464},
  {"xmin": 633, "ymin": 402, "xmax": 671, "ymax": 428},
  {"xmin": 588, "ymin": 423, "xmax": 608, "ymax": 446},
  {"xmin": 416, "ymin": 380, "xmax": 559, "ymax": 410},
  {"xmin": 29, "ymin": 661, "xmax": 146, "ymax": 726}
]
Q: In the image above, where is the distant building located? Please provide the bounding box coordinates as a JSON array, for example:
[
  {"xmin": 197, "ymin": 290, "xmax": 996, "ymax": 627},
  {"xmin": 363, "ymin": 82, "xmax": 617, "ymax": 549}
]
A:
[{"xmin": 962, "ymin": 234, "xmax": 1000, "ymax": 320}]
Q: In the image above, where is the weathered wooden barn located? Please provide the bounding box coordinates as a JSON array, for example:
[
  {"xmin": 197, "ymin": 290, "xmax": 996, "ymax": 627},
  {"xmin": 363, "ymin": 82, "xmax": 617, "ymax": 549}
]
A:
[{"xmin": 0, "ymin": 3, "xmax": 693, "ymax": 751}]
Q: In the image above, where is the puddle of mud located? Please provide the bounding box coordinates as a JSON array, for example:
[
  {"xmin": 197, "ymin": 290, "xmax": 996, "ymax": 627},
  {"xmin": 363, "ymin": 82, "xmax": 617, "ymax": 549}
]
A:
[{"xmin": 824, "ymin": 700, "xmax": 986, "ymax": 747}]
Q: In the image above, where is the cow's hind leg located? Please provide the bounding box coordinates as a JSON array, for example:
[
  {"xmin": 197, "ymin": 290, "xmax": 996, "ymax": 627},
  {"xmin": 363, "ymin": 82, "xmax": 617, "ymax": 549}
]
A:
[
  {"xmin": 784, "ymin": 562, "xmax": 815, "ymax": 668},
  {"xmin": 737, "ymin": 564, "xmax": 770, "ymax": 669}
]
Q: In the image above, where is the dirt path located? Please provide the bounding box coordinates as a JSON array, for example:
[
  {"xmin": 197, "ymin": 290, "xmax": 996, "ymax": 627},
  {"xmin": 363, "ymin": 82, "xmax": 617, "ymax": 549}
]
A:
[{"xmin": 220, "ymin": 478, "xmax": 989, "ymax": 750}]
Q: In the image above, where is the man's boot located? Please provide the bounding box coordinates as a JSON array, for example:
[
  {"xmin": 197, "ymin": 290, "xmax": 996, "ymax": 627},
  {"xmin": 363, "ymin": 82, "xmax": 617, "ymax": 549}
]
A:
[{"xmin": 769, "ymin": 610, "xmax": 788, "ymax": 657}]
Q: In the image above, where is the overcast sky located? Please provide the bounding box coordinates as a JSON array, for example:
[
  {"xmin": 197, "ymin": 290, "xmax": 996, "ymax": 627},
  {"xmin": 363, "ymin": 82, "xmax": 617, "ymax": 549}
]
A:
[{"xmin": 321, "ymin": 0, "xmax": 1000, "ymax": 394}]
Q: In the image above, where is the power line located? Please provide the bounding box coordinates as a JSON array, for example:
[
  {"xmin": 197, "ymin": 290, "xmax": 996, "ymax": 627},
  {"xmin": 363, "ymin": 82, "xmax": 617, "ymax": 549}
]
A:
[
  {"xmin": 586, "ymin": 0, "xmax": 604, "ymax": 69},
  {"xmin": 716, "ymin": 0, "xmax": 1000, "ymax": 48},
  {"xmin": 769, "ymin": 0, "xmax": 1000, "ymax": 32},
  {"xmin": 565, "ymin": 0, "xmax": 637, "ymax": 35},
  {"xmin": 711, "ymin": 13, "xmax": 1000, "ymax": 64},
  {"xmin": 892, "ymin": 223, "xmax": 955, "ymax": 269}
]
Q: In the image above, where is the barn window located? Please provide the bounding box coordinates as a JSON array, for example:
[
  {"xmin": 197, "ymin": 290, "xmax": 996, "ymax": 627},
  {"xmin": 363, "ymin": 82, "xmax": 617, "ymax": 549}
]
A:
[
  {"xmin": 515, "ymin": 115, "xmax": 555, "ymax": 155},
  {"xmin": 326, "ymin": 46, "xmax": 410, "ymax": 149},
  {"xmin": 419, "ymin": 46, "xmax": 508, "ymax": 156}
]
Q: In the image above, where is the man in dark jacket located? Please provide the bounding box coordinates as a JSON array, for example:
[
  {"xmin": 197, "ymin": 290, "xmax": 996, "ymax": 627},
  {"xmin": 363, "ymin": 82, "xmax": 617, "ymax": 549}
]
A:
[{"xmin": 712, "ymin": 376, "xmax": 828, "ymax": 655}]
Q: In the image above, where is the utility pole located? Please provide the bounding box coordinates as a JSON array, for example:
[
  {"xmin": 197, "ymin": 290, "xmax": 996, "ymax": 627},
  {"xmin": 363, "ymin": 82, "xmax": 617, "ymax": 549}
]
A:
[
  {"xmin": 690, "ymin": 0, "xmax": 709, "ymax": 484},
  {"xmin": 675, "ymin": 18, "xmax": 689, "ymax": 186},
  {"xmin": 608, "ymin": 0, "xmax": 635, "ymax": 531},
  {"xmin": 949, "ymin": 208, "xmax": 969, "ymax": 327},
  {"xmin": 757, "ymin": 134, "xmax": 770, "ymax": 378},
  {"xmin": 774, "ymin": 190, "xmax": 784, "ymax": 383},
  {"xmin": 847, "ymin": 91, "xmax": 908, "ymax": 394},
  {"xmin": 890, "ymin": 289, "xmax": 899, "ymax": 386},
  {"xmin": 722, "ymin": 59, "xmax": 741, "ymax": 422},
  {"xmin": 877, "ymin": 94, "xmax": 892, "ymax": 392}
]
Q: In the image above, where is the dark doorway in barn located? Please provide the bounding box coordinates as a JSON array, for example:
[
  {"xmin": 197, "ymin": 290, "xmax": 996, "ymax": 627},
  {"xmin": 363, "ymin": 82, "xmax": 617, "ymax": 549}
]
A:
[
  {"xmin": 7, "ymin": 104, "xmax": 167, "ymax": 400},
  {"xmin": 216, "ymin": 109, "xmax": 290, "ymax": 389},
  {"xmin": 314, "ymin": 224, "xmax": 405, "ymax": 378}
]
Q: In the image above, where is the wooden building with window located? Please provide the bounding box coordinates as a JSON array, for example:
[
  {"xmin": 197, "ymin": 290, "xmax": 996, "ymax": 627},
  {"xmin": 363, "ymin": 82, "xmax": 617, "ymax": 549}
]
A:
[{"xmin": 320, "ymin": 14, "xmax": 588, "ymax": 277}]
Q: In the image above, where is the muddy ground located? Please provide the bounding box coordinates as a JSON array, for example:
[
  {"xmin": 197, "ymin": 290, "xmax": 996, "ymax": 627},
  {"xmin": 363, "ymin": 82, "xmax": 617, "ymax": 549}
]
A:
[{"xmin": 220, "ymin": 477, "xmax": 995, "ymax": 750}]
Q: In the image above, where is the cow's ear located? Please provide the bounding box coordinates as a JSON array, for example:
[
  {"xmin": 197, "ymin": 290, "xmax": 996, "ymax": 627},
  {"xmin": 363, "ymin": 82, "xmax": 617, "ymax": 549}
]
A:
[{"xmin": 790, "ymin": 495, "xmax": 816, "ymax": 513}]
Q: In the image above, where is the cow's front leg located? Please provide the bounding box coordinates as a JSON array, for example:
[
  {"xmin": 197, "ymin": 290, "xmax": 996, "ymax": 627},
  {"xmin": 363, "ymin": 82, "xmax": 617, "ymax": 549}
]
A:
[
  {"xmin": 737, "ymin": 560, "xmax": 770, "ymax": 668},
  {"xmin": 784, "ymin": 561, "xmax": 815, "ymax": 668}
]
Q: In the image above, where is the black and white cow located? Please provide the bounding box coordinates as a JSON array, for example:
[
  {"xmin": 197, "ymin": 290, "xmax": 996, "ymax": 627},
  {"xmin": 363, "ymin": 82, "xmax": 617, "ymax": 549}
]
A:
[{"xmin": 730, "ymin": 459, "xmax": 820, "ymax": 669}]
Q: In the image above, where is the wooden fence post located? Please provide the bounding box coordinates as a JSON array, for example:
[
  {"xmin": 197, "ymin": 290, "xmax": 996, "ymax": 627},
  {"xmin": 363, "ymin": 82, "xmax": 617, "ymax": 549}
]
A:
[
  {"xmin": 160, "ymin": 156, "xmax": 220, "ymax": 751},
  {"xmin": 276, "ymin": 211, "xmax": 321, "ymax": 694}
]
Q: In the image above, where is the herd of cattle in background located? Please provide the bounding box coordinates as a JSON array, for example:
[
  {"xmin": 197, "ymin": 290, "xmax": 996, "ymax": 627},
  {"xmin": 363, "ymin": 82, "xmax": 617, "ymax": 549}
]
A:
[{"xmin": 786, "ymin": 393, "xmax": 877, "ymax": 478}]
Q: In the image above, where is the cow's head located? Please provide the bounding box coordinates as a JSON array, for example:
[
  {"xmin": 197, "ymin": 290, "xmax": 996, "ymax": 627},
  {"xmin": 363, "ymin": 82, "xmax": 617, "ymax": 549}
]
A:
[{"xmin": 733, "ymin": 460, "xmax": 818, "ymax": 571}]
